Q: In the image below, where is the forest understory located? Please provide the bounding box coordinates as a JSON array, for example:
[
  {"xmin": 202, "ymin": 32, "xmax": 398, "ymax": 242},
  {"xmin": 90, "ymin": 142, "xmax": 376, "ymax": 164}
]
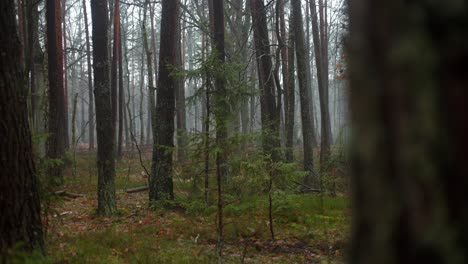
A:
[{"xmin": 34, "ymin": 149, "xmax": 349, "ymax": 264}]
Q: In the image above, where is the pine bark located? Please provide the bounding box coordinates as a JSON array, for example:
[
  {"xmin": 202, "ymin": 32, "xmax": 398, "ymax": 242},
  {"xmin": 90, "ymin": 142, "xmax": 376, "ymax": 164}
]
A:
[
  {"xmin": 0, "ymin": 0, "xmax": 43, "ymax": 254},
  {"xmin": 46, "ymin": 0, "xmax": 66, "ymax": 184},
  {"xmin": 91, "ymin": 0, "xmax": 117, "ymax": 216},
  {"xmin": 149, "ymin": 0, "xmax": 179, "ymax": 201}
]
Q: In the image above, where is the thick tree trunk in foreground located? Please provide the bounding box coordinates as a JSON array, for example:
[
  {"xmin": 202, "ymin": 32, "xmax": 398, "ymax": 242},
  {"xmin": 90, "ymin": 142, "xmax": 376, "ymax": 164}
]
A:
[
  {"xmin": 291, "ymin": 0, "xmax": 317, "ymax": 186},
  {"xmin": 348, "ymin": 1, "xmax": 468, "ymax": 263},
  {"xmin": 91, "ymin": 0, "xmax": 117, "ymax": 216},
  {"xmin": 46, "ymin": 0, "xmax": 66, "ymax": 184},
  {"xmin": 0, "ymin": 0, "xmax": 43, "ymax": 254},
  {"xmin": 149, "ymin": 0, "xmax": 179, "ymax": 201}
]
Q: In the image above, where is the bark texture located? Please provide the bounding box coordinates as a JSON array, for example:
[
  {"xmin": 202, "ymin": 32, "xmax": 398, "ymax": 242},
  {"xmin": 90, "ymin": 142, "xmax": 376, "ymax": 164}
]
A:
[
  {"xmin": 149, "ymin": 0, "xmax": 179, "ymax": 201},
  {"xmin": 46, "ymin": 0, "xmax": 66, "ymax": 184},
  {"xmin": 0, "ymin": 0, "xmax": 43, "ymax": 254},
  {"xmin": 91, "ymin": 0, "xmax": 117, "ymax": 216}
]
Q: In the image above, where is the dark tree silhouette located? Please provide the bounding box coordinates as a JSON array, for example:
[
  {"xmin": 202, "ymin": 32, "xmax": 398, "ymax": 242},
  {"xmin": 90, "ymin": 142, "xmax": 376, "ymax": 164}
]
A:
[
  {"xmin": 91, "ymin": 0, "xmax": 117, "ymax": 216},
  {"xmin": 149, "ymin": 0, "xmax": 179, "ymax": 201},
  {"xmin": 348, "ymin": 1, "xmax": 468, "ymax": 263},
  {"xmin": 0, "ymin": 0, "xmax": 43, "ymax": 254}
]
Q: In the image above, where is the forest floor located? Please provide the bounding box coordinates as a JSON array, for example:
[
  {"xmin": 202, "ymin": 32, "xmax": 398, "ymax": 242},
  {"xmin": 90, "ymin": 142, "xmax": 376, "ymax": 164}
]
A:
[{"xmin": 40, "ymin": 150, "xmax": 350, "ymax": 264}]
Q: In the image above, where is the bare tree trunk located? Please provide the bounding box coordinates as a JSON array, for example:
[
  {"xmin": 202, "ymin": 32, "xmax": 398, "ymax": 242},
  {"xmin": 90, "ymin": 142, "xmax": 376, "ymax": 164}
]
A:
[
  {"xmin": 117, "ymin": 3, "xmax": 124, "ymax": 159},
  {"xmin": 62, "ymin": 0, "xmax": 69, "ymax": 149},
  {"xmin": 142, "ymin": 0, "xmax": 156, "ymax": 148},
  {"xmin": 211, "ymin": 0, "xmax": 227, "ymax": 257},
  {"xmin": 292, "ymin": 0, "xmax": 318, "ymax": 187},
  {"xmin": 310, "ymin": 0, "xmax": 332, "ymax": 167},
  {"xmin": 83, "ymin": 0, "xmax": 94, "ymax": 150},
  {"xmin": 46, "ymin": 0, "xmax": 66, "ymax": 184},
  {"xmin": 175, "ymin": 21, "xmax": 187, "ymax": 163},
  {"xmin": 284, "ymin": 11, "xmax": 295, "ymax": 162},
  {"xmin": 250, "ymin": 0, "xmax": 281, "ymax": 162},
  {"xmin": 111, "ymin": 0, "xmax": 120, "ymax": 155},
  {"xmin": 149, "ymin": 0, "xmax": 179, "ymax": 201},
  {"xmin": 0, "ymin": 0, "xmax": 44, "ymax": 253},
  {"xmin": 91, "ymin": 0, "xmax": 117, "ymax": 216}
]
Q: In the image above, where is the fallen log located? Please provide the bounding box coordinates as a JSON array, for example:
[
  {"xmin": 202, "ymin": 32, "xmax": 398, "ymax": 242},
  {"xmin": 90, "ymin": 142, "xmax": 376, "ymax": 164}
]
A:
[
  {"xmin": 126, "ymin": 186, "xmax": 149, "ymax": 193},
  {"xmin": 54, "ymin": 190, "xmax": 85, "ymax": 198},
  {"xmin": 292, "ymin": 181, "xmax": 322, "ymax": 193}
]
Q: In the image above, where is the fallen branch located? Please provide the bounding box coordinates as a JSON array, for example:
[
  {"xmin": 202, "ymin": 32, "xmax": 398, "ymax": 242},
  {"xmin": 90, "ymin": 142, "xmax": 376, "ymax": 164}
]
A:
[
  {"xmin": 54, "ymin": 190, "xmax": 85, "ymax": 198},
  {"xmin": 126, "ymin": 186, "xmax": 149, "ymax": 193},
  {"xmin": 292, "ymin": 181, "xmax": 322, "ymax": 193}
]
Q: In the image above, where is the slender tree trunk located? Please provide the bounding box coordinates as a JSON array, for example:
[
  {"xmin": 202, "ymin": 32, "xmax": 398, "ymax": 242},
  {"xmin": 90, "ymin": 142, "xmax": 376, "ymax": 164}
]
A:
[
  {"xmin": 91, "ymin": 0, "xmax": 117, "ymax": 216},
  {"xmin": 83, "ymin": 0, "xmax": 94, "ymax": 150},
  {"xmin": 0, "ymin": 0, "xmax": 44, "ymax": 254},
  {"xmin": 117, "ymin": 11, "xmax": 124, "ymax": 159},
  {"xmin": 211, "ymin": 0, "xmax": 227, "ymax": 257},
  {"xmin": 111, "ymin": 0, "xmax": 120, "ymax": 154},
  {"xmin": 310, "ymin": 0, "xmax": 331, "ymax": 167},
  {"xmin": 291, "ymin": 0, "xmax": 318, "ymax": 187},
  {"xmin": 142, "ymin": 0, "xmax": 156, "ymax": 149},
  {"xmin": 62, "ymin": 0, "xmax": 69, "ymax": 149},
  {"xmin": 138, "ymin": 46, "xmax": 145, "ymax": 145},
  {"xmin": 175, "ymin": 21, "xmax": 187, "ymax": 163},
  {"xmin": 149, "ymin": 0, "xmax": 179, "ymax": 201},
  {"xmin": 284, "ymin": 11, "xmax": 295, "ymax": 162},
  {"xmin": 46, "ymin": 0, "xmax": 66, "ymax": 184}
]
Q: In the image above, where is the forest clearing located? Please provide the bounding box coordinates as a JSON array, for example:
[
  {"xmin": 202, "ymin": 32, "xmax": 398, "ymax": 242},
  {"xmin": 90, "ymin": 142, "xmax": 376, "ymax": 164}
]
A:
[{"xmin": 43, "ymin": 150, "xmax": 348, "ymax": 263}]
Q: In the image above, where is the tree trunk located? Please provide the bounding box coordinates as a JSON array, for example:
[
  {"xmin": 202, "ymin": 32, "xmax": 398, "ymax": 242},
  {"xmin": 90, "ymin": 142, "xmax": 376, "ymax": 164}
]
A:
[
  {"xmin": 142, "ymin": 0, "xmax": 156, "ymax": 148},
  {"xmin": 175, "ymin": 22, "xmax": 187, "ymax": 163},
  {"xmin": 250, "ymin": 0, "xmax": 281, "ymax": 162},
  {"xmin": 211, "ymin": 0, "xmax": 227, "ymax": 256},
  {"xmin": 46, "ymin": 0, "xmax": 66, "ymax": 184},
  {"xmin": 284, "ymin": 10, "xmax": 295, "ymax": 162},
  {"xmin": 111, "ymin": 0, "xmax": 120, "ymax": 155},
  {"xmin": 310, "ymin": 0, "xmax": 331, "ymax": 167},
  {"xmin": 149, "ymin": 0, "xmax": 179, "ymax": 201},
  {"xmin": 91, "ymin": 0, "xmax": 117, "ymax": 216},
  {"xmin": 83, "ymin": 0, "xmax": 94, "ymax": 150},
  {"xmin": 0, "ymin": 0, "xmax": 43, "ymax": 254},
  {"xmin": 348, "ymin": 1, "xmax": 468, "ymax": 263},
  {"xmin": 117, "ymin": 5, "xmax": 124, "ymax": 159},
  {"xmin": 291, "ymin": 0, "xmax": 317, "ymax": 186},
  {"xmin": 62, "ymin": 0, "xmax": 69, "ymax": 149}
]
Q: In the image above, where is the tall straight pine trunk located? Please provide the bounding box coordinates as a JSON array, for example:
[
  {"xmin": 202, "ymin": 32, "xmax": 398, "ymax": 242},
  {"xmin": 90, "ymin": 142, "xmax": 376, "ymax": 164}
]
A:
[
  {"xmin": 91, "ymin": 0, "xmax": 117, "ymax": 216},
  {"xmin": 149, "ymin": 0, "xmax": 179, "ymax": 201}
]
